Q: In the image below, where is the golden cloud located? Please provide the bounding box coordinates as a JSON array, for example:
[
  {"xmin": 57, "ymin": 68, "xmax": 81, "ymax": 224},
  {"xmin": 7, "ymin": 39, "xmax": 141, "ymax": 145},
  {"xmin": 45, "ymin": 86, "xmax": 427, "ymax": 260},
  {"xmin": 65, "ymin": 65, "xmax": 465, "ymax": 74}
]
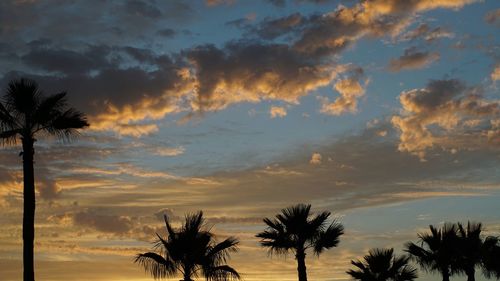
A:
[
  {"xmin": 269, "ymin": 106, "xmax": 287, "ymax": 118},
  {"xmin": 392, "ymin": 79, "xmax": 500, "ymax": 159},
  {"xmin": 491, "ymin": 65, "xmax": 500, "ymax": 81}
]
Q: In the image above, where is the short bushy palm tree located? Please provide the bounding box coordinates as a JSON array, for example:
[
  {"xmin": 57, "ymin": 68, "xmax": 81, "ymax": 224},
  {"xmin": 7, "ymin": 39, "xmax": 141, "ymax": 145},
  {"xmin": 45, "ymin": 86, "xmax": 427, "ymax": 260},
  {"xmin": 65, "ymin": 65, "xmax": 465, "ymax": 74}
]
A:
[
  {"xmin": 346, "ymin": 248, "xmax": 417, "ymax": 281},
  {"xmin": 455, "ymin": 222, "xmax": 500, "ymax": 281},
  {"xmin": 256, "ymin": 203, "xmax": 344, "ymax": 281},
  {"xmin": 405, "ymin": 224, "xmax": 459, "ymax": 281},
  {"xmin": 135, "ymin": 211, "xmax": 241, "ymax": 281},
  {"xmin": 482, "ymin": 236, "xmax": 500, "ymax": 279},
  {"xmin": 0, "ymin": 78, "xmax": 88, "ymax": 281}
]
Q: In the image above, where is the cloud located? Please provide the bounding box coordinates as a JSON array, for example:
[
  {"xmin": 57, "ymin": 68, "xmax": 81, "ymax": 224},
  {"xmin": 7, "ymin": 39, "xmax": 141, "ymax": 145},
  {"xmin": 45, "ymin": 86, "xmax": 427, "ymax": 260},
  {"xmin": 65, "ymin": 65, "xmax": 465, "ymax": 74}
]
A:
[
  {"xmin": 235, "ymin": 13, "xmax": 304, "ymax": 40},
  {"xmin": 205, "ymin": 0, "xmax": 235, "ymax": 6},
  {"xmin": 320, "ymin": 78, "xmax": 365, "ymax": 115},
  {"xmin": 400, "ymin": 24, "xmax": 454, "ymax": 42},
  {"xmin": 269, "ymin": 106, "xmax": 287, "ymax": 118},
  {"xmin": 3, "ymin": 45, "xmax": 195, "ymax": 137},
  {"xmin": 153, "ymin": 208, "xmax": 176, "ymax": 221},
  {"xmin": 123, "ymin": 0, "xmax": 162, "ymax": 18},
  {"xmin": 152, "ymin": 146, "xmax": 186, "ymax": 156},
  {"xmin": 156, "ymin": 28, "xmax": 177, "ymax": 38},
  {"xmin": 1, "ymin": 0, "xmax": 480, "ymax": 138},
  {"xmin": 491, "ymin": 65, "xmax": 500, "ymax": 81},
  {"xmin": 21, "ymin": 45, "xmax": 114, "ymax": 75},
  {"xmin": 391, "ymin": 79, "xmax": 500, "ymax": 159},
  {"xmin": 388, "ymin": 47, "xmax": 440, "ymax": 72},
  {"xmin": 265, "ymin": 0, "xmax": 286, "ymax": 7},
  {"xmin": 320, "ymin": 65, "xmax": 367, "ymax": 115},
  {"xmin": 184, "ymin": 42, "xmax": 339, "ymax": 111},
  {"xmin": 72, "ymin": 210, "xmax": 133, "ymax": 234},
  {"xmin": 485, "ymin": 8, "xmax": 500, "ymax": 25},
  {"xmin": 291, "ymin": 0, "xmax": 475, "ymax": 57},
  {"xmin": 310, "ymin": 152, "xmax": 322, "ymax": 164}
]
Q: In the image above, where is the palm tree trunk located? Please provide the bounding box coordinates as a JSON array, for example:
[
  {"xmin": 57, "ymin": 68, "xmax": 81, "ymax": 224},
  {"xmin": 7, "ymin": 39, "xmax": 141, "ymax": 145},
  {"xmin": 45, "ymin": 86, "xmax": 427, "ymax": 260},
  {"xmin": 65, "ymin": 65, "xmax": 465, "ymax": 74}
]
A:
[
  {"xmin": 466, "ymin": 268, "xmax": 475, "ymax": 281},
  {"xmin": 441, "ymin": 269, "xmax": 450, "ymax": 281},
  {"xmin": 22, "ymin": 137, "xmax": 35, "ymax": 281},
  {"xmin": 296, "ymin": 250, "xmax": 307, "ymax": 281}
]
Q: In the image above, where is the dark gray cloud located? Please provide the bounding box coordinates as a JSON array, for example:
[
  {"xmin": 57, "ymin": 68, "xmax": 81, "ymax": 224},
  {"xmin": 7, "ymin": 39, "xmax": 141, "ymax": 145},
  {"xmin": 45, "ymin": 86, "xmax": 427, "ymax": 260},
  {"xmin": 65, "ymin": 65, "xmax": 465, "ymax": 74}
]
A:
[
  {"xmin": 184, "ymin": 41, "xmax": 337, "ymax": 110},
  {"xmin": 1, "ymin": 44, "xmax": 190, "ymax": 133},
  {"xmin": 401, "ymin": 24, "xmax": 454, "ymax": 43},
  {"xmin": 123, "ymin": 0, "xmax": 162, "ymax": 18},
  {"xmin": 388, "ymin": 47, "xmax": 440, "ymax": 72},
  {"xmin": 22, "ymin": 45, "xmax": 114, "ymax": 75},
  {"xmin": 156, "ymin": 28, "xmax": 177, "ymax": 38},
  {"xmin": 73, "ymin": 210, "xmax": 133, "ymax": 234},
  {"xmin": 265, "ymin": 0, "xmax": 337, "ymax": 7},
  {"xmin": 229, "ymin": 13, "xmax": 304, "ymax": 40},
  {"xmin": 265, "ymin": 0, "xmax": 286, "ymax": 7}
]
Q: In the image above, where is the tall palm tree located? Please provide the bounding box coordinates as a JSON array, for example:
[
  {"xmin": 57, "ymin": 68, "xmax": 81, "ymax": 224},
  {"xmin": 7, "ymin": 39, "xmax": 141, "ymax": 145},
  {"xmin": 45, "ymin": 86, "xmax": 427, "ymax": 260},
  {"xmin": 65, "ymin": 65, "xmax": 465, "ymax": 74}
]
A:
[
  {"xmin": 405, "ymin": 224, "xmax": 459, "ymax": 281},
  {"xmin": 455, "ymin": 222, "xmax": 500, "ymax": 281},
  {"xmin": 135, "ymin": 211, "xmax": 241, "ymax": 281},
  {"xmin": 256, "ymin": 203, "xmax": 344, "ymax": 281},
  {"xmin": 346, "ymin": 248, "xmax": 417, "ymax": 281},
  {"xmin": 0, "ymin": 78, "xmax": 88, "ymax": 281}
]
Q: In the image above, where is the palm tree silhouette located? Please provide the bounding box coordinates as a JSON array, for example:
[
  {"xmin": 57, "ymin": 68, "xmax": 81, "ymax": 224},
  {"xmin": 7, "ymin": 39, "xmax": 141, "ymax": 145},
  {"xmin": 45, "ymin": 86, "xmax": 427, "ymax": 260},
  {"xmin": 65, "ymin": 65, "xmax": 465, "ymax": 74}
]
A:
[
  {"xmin": 346, "ymin": 248, "xmax": 417, "ymax": 281},
  {"xmin": 455, "ymin": 222, "xmax": 500, "ymax": 281},
  {"xmin": 256, "ymin": 203, "xmax": 344, "ymax": 281},
  {"xmin": 0, "ymin": 78, "xmax": 88, "ymax": 281},
  {"xmin": 135, "ymin": 211, "xmax": 241, "ymax": 281},
  {"xmin": 482, "ymin": 236, "xmax": 500, "ymax": 279},
  {"xmin": 405, "ymin": 224, "xmax": 459, "ymax": 281}
]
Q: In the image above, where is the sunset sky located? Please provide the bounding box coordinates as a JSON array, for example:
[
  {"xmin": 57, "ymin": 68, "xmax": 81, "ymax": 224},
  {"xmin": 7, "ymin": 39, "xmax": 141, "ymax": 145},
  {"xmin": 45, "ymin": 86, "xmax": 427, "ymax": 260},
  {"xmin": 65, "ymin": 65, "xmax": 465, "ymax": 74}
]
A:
[{"xmin": 1, "ymin": 0, "xmax": 500, "ymax": 280}]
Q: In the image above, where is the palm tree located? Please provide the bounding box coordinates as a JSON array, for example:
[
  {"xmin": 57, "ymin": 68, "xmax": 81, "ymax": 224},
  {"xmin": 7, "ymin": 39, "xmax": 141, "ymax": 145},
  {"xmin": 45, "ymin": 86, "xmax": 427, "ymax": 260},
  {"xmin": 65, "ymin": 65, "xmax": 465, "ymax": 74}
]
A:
[
  {"xmin": 405, "ymin": 224, "xmax": 459, "ymax": 281},
  {"xmin": 346, "ymin": 248, "xmax": 417, "ymax": 281},
  {"xmin": 256, "ymin": 203, "xmax": 344, "ymax": 281},
  {"xmin": 482, "ymin": 236, "xmax": 500, "ymax": 279},
  {"xmin": 455, "ymin": 222, "xmax": 500, "ymax": 281},
  {"xmin": 135, "ymin": 211, "xmax": 241, "ymax": 281},
  {"xmin": 0, "ymin": 78, "xmax": 88, "ymax": 281}
]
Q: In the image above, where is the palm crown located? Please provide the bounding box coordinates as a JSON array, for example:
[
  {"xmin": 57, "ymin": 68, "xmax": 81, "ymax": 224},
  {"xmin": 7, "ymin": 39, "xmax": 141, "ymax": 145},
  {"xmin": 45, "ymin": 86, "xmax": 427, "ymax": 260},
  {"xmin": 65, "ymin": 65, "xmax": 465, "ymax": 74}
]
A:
[
  {"xmin": 455, "ymin": 222, "xmax": 500, "ymax": 281},
  {"xmin": 405, "ymin": 224, "xmax": 459, "ymax": 281},
  {"xmin": 256, "ymin": 203, "xmax": 344, "ymax": 281},
  {"xmin": 256, "ymin": 203, "xmax": 344, "ymax": 256},
  {"xmin": 0, "ymin": 78, "xmax": 89, "ymax": 144},
  {"xmin": 346, "ymin": 248, "xmax": 417, "ymax": 281},
  {"xmin": 135, "ymin": 211, "xmax": 240, "ymax": 281}
]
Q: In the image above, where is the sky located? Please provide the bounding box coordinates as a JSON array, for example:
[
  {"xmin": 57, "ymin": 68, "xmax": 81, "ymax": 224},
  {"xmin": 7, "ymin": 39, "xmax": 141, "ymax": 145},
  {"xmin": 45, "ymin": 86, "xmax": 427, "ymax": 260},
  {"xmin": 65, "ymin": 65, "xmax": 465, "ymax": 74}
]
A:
[{"xmin": 0, "ymin": 0, "xmax": 499, "ymax": 280}]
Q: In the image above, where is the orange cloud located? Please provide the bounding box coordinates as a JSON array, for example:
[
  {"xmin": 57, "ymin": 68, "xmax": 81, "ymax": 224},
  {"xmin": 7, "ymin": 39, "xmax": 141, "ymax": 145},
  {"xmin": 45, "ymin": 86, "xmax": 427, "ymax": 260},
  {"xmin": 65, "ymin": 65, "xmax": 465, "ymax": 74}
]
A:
[
  {"xmin": 269, "ymin": 106, "xmax": 287, "ymax": 118},
  {"xmin": 491, "ymin": 65, "xmax": 500, "ymax": 81},
  {"xmin": 392, "ymin": 79, "xmax": 500, "ymax": 159}
]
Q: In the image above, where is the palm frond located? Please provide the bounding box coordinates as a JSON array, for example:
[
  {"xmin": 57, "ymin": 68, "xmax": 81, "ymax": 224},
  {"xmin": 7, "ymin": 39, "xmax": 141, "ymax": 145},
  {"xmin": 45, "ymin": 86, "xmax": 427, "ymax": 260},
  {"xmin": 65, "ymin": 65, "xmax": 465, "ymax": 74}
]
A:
[
  {"xmin": 0, "ymin": 102, "xmax": 20, "ymax": 133},
  {"xmin": 163, "ymin": 215, "xmax": 176, "ymax": 238},
  {"xmin": 312, "ymin": 219, "xmax": 344, "ymax": 255},
  {"xmin": 134, "ymin": 252, "xmax": 176, "ymax": 279},
  {"xmin": 204, "ymin": 265, "xmax": 241, "ymax": 281},
  {"xmin": 46, "ymin": 108, "xmax": 89, "ymax": 141},
  {"xmin": 136, "ymin": 211, "xmax": 239, "ymax": 281},
  {"xmin": 33, "ymin": 92, "xmax": 67, "ymax": 127},
  {"xmin": 5, "ymin": 78, "xmax": 41, "ymax": 121},
  {"xmin": 207, "ymin": 237, "xmax": 239, "ymax": 263},
  {"xmin": 0, "ymin": 129, "xmax": 20, "ymax": 145},
  {"xmin": 347, "ymin": 248, "xmax": 417, "ymax": 281}
]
